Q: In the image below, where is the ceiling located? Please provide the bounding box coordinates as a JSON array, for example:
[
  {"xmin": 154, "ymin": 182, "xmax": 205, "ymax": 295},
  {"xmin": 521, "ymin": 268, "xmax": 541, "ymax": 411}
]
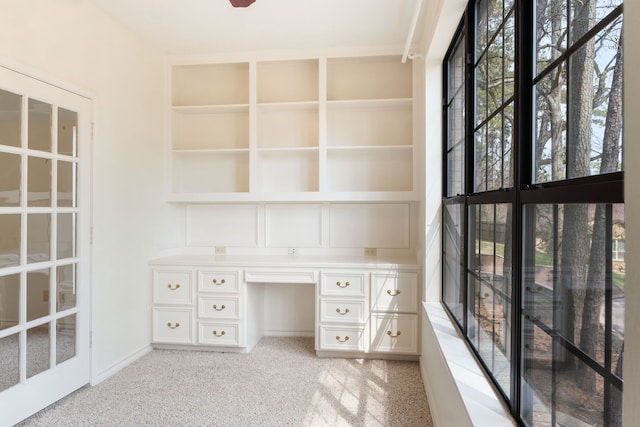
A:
[{"xmin": 87, "ymin": 0, "xmax": 422, "ymax": 56}]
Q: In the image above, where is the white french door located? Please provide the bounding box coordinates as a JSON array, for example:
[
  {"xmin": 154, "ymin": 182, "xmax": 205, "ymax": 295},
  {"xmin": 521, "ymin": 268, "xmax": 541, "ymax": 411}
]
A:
[{"xmin": 0, "ymin": 65, "xmax": 92, "ymax": 426}]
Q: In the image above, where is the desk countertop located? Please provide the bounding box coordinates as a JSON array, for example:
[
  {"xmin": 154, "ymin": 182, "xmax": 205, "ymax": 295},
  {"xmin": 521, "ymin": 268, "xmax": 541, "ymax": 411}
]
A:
[{"xmin": 149, "ymin": 254, "xmax": 421, "ymax": 270}]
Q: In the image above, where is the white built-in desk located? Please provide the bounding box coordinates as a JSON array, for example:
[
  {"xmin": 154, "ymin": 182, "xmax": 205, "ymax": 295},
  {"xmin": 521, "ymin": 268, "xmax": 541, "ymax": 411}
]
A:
[{"xmin": 149, "ymin": 255, "xmax": 421, "ymax": 359}]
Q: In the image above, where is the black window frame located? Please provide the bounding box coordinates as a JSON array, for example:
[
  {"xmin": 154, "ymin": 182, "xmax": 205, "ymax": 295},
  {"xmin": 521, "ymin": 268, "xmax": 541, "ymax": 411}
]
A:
[{"xmin": 441, "ymin": 0, "xmax": 625, "ymax": 425}]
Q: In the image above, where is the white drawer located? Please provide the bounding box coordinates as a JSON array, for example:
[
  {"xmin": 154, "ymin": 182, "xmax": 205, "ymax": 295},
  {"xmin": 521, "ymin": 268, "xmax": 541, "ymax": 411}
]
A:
[
  {"xmin": 198, "ymin": 322, "xmax": 241, "ymax": 347},
  {"xmin": 198, "ymin": 270, "xmax": 240, "ymax": 293},
  {"xmin": 198, "ymin": 296, "xmax": 240, "ymax": 319},
  {"xmin": 320, "ymin": 299, "xmax": 366, "ymax": 324},
  {"xmin": 320, "ymin": 272, "xmax": 366, "ymax": 297},
  {"xmin": 153, "ymin": 270, "xmax": 193, "ymax": 305},
  {"xmin": 319, "ymin": 325, "xmax": 366, "ymax": 352},
  {"xmin": 370, "ymin": 314, "xmax": 418, "ymax": 354},
  {"xmin": 153, "ymin": 308, "xmax": 193, "ymax": 344},
  {"xmin": 244, "ymin": 269, "xmax": 317, "ymax": 284},
  {"xmin": 371, "ymin": 272, "xmax": 418, "ymax": 313}
]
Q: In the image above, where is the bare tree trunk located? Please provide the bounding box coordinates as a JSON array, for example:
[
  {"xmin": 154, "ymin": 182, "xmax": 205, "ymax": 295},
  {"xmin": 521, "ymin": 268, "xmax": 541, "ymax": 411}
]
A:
[
  {"xmin": 560, "ymin": 0, "xmax": 596, "ymax": 368},
  {"xmin": 577, "ymin": 23, "xmax": 624, "ymax": 393}
]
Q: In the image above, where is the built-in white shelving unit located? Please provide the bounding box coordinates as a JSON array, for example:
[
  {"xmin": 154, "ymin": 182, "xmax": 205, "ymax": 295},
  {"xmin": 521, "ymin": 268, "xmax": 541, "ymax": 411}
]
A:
[{"xmin": 168, "ymin": 55, "xmax": 415, "ymax": 202}]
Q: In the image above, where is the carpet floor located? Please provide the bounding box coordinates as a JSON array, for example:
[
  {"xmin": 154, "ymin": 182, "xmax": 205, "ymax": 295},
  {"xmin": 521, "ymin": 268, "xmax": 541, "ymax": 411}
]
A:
[{"xmin": 19, "ymin": 337, "xmax": 432, "ymax": 427}]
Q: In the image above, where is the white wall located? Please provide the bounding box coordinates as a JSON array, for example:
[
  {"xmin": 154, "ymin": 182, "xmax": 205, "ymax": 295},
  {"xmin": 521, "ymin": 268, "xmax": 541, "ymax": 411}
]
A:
[
  {"xmin": 622, "ymin": 0, "xmax": 640, "ymax": 424},
  {"xmin": 0, "ymin": 0, "xmax": 182, "ymax": 380},
  {"xmin": 417, "ymin": 0, "xmax": 640, "ymax": 426}
]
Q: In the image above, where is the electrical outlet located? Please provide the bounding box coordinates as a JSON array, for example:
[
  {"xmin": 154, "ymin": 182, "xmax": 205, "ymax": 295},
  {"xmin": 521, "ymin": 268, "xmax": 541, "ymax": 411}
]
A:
[
  {"xmin": 215, "ymin": 246, "xmax": 227, "ymax": 255},
  {"xmin": 43, "ymin": 290, "xmax": 49, "ymax": 302},
  {"xmin": 364, "ymin": 247, "xmax": 377, "ymax": 256},
  {"xmin": 288, "ymin": 247, "xmax": 298, "ymax": 255}
]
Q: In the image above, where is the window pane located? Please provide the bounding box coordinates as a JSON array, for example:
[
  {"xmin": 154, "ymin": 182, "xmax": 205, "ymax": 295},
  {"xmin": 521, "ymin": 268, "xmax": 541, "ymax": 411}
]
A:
[
  {"xmin": 487, "ymin": 114, "xmax": 502, "ymax": 191},
  {"xmin": 446, "ymin": 31, "xmax": 466, "ymax": 198},
  {"xmin": 503, "ymin": 102, "xmax": 514, "ymax": 188},
  {"xmin": 0, "ymin": 214, "xmax": 20, "ymax": 268},
  {"xmin": 0, "ymin": 333, "xmax": 19, "ymax": 391},
  {"xmin": 0, "ymin": 152, "xmax": 21, "ymax": 207},
  {"xmin": 504, "ymin": 14, "xmax": 516, "ymax": 100},
  {"xmin": 28, "ymin": 99, "xmax": 52, "ymax": 153},
  {"xmin": 56, "ymin": 264, "xmax": 76, "ymax": 312},
  {"xmin": 566, "ymin": 19, "xmax": 623, "ymax": 179},
  {"xmin": 28, "ymin": 156, "xmax": 52, "ymax": 207},
  {"xmin": 27, "ymin": 213, "xmax": 51, "ymax": 264},
  {"xmin": 58, "ymin": 160, "xmax": 75, "ymax": 207},
  {"xmin": 475, "ymin": 126, "xmax": 487, "ymax": 192},
  {"xmin": 524, "ymin": 203, "xmax": 624, "ymax": 367},
  {"xmin": 27, "ymin": 269, "xmax": 50, "ymax": 322},
  {"xmin": 536, "ymin": 1, "xmax": 568, "ymax": 75},
  {"xmin": 0, "ymin": 89, "xmax": 22, "ymax": 148},
  {"xmin": 477, "ymin": 0, "xmax": 488, "ymax": 57},
  {"xmin": 443, "ymin": 203, "xmax": 464, "ymax": 325},
  {"xmin": 521, "ymin": 315, "xmax": 614, "ymax": 426},
  {"xmin": 58, "ymin": 107, "xmax": 77, "ymax": 156},
  {"xmin": 56, "ymin": 314, "xmax": 76, "ymax": 365},
  {"xmin": 0, "ymin": 274, "xmax": 20, "ymax": 330},
  {"xmin": 487, "ymin": 29, "xmax": 503, "ymax": 116},
  {"xmin": 27, "ymin": 323, "xmax": 50, "ymax": 378},
  {"xmin": 534, "ymin": 63, "xmax": 567, "ymax": 182},
  {"xmin": 476, "ymin": 56, "xmax": 488, "ymax": 126},
  {"xmin": 569, "ymin": 0, "xmax": 623, "ymax": 46},
  {"xmin": 468, "ymin": 203, "xmax": 513, "ymax": 397},
  {"xmin": 57, "ymin": 213, "xmax": 75, "ymax": 260}
]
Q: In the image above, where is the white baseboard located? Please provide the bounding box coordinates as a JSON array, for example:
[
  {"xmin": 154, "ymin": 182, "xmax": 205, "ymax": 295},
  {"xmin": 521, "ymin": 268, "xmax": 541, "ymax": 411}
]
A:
[{"xmin": 91, "ymin": 344, "xmax": 153, "ymax": 386}]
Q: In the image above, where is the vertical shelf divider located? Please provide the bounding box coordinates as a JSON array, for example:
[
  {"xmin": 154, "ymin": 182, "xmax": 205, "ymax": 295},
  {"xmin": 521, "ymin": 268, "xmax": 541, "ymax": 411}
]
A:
[
  {"xmin": 318, "ymin": 57, "xmax": 328, "ymax": 194},
  {"xmin": 249, "ymin": 60, "xmax": 258, "ymax": 194}
]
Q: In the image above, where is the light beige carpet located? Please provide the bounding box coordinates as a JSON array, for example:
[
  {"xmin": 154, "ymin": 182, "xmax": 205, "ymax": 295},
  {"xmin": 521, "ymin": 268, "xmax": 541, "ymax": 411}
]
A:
[{"xmin": 20, "ymin": 337, "xmax": 432, "ymax": 426}]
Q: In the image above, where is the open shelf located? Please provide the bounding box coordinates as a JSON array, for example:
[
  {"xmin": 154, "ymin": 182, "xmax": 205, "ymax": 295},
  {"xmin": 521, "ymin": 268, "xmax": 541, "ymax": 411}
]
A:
[
  {"xmin": 257, "ymin": 59, "xmax": 319, "ymax": 103},
  {"xmin": 327, "ymin": 56, "xmax": 412, "ymax": 101},
  {"xmin": 168, "ymin": 54, "xmax": 415, "ymax": 201},
  {"xmin": 327, "ymin": 148, "xmax": 413, "ymax": 192},
  {"xmin": 257, "ymin": 149, "xmax": 319, "ymax": 193},
  {"xmin": 172, "ymin": 151, "xmax": 249, "ymax": 193},
  {"xmin": 258, "ymin": 103, "xmax": 319, "ymax": 149},
  {"xmin": 172, "ymin": 63, "xmax": 249, "ymax": 106}
]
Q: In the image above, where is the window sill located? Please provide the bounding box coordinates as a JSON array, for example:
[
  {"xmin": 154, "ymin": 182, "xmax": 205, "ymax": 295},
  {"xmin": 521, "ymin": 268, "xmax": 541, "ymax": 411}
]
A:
[{"xmin": 421, "ymin": 302, "xmax": 516, "ymax": 427}]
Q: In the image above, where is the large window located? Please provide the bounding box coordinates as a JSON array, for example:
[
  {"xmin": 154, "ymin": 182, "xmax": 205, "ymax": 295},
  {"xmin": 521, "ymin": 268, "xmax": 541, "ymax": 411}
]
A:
[{"xmin": 442, "ymin": 1, "xmax": 624, "ymax": 425}]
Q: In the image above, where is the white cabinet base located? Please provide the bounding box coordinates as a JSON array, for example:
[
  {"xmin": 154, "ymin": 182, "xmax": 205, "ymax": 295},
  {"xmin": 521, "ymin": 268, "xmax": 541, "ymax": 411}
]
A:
[{"xmin": 151, "ymin": 255, "xmax": 420, "ymax": 359}]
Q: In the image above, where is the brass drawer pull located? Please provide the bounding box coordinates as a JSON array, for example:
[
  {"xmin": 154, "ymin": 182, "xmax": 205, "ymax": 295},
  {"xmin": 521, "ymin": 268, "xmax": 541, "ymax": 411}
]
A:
[
  {"xmin": 335, "ymin": 335, "xmax": 350, "ymax": 343},
  {"xmin": 166, "ymin": 322, "xmax": 180, "ymax": 329},
  {"xmin": 167, "ymin": 284, "xmax": 180, "ymax": 290},
  {"xmin": 213, "ymin": 304, "xmax": 226, "ymax": 311},
  {"xmin": 336, "ymin": 281, "xmax": 350, "ymax": 288},
  {"xmin": 387, "ymin": 330, "xmax": 402, "ymax": 338},
  {"xmin": 212, "ymin": 279, "xmax": 226, "ymax": 285},
  {"xmin": 335, "ymin": 308, "xmax": 350, "ymax": 315},
  {"xmin": 386, "ymin": 289, "xmax": 401, "ymax": 296},
  {"xmin": 212, "ymin": 330, "xmax": 226, "ymax": 337}
]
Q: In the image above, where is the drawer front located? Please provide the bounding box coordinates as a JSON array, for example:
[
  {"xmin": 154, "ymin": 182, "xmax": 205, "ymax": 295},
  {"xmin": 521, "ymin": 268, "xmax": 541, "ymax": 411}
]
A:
[
  {"xmin": 319, "ymin": 326, "xmax": 366, "ymax": 352},
  {"xmin": 320, "ymin": 299, "xmax": 366, "ymax": 324},
  {"xmin": 245, "ymin": 269, "xmax": 317, "ymax": 284},
  {"xmin": 370, "ymin": 314, "xmax": 418, "ymax": 354},
  {"xmin": 198, "ymin": 322, "xmax": 241, "ymax": 346},
  {"xmin": 198, "ymin": 296, "xmax": 240, "ymax": 319},
  {"xmin": 371, "ymin": 272, "xmax": 418, "ymax": 313},
  {"xmin": 153, "ymin": 270, "xmax": 193, "ymax": 304},
  {"xmin": 198, "ymin": 270, "xmax": 240, "ymax": 293},
  {"xmin": 153, "ymin": 308, "xmax": 193, "ymax": 344},
  {"xmin": 320, "ymin": 272, "xmax": 366, "ymax": 297}
]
